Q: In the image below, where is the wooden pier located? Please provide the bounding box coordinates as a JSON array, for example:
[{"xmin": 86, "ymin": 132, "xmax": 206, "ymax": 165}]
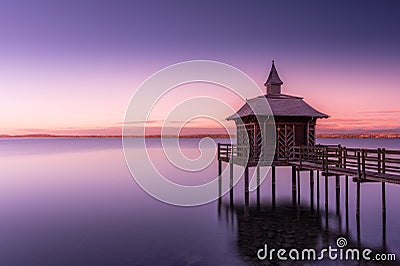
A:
[
  {"xmin": 217, "ymin": 142, "xmax": 400, "ymax": 229},
  {"xmin": 218, "ymin": 143, "xmax": 400, "ymax": 184},
  {"xmin": 217, "ymin": 142, "xmax": 399, "ymax": 249}
]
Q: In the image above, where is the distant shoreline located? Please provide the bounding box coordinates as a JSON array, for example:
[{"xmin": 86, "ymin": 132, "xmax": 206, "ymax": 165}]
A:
[
  {"xmin": 0, "ymin": 134, "xmax": 230, "ymax": 139},
  {"xmin": 0, "ymin": 133, "xmax": 399, "ymax": 139}
]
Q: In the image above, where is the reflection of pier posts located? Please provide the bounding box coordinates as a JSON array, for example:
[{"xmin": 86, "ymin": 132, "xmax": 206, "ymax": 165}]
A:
[
  {"xmin": 272, "ymin": 166, "xmax": 276, "ymax": 209},
  {"xmin": 257, "ymin": 166, "xmax": 260, "ymax": 210},
  {"xmin": 310, "ymin": 170, "xmax": 314, "ymax": 211},
  {"xmin": 291, "ymin": 166, "xmax": 297, "ymax": 205},
  {"xmin": 244, "ymin": 166, "xmax": 249, "ymax": 218}
]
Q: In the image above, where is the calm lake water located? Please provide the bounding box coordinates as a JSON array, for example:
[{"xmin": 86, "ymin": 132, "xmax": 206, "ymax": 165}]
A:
[{"xmin": 0, "ymin": 138, "xmax": 399, "ymax": 265}]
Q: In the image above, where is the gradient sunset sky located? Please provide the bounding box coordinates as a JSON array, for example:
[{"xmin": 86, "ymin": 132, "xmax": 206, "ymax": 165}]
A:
[{"xmin": 1, "ymin": 0, "xmax": 399, "ymax": 135}]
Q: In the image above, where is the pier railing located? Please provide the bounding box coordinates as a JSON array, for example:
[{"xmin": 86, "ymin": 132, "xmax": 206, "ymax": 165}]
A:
[
  {"xmin": 293, "ymin": 145, "xmax": 400, "ymax": 177},
  {"xmin": 218, "ymin": 143, "xmax": 400, "ymax": 183}
]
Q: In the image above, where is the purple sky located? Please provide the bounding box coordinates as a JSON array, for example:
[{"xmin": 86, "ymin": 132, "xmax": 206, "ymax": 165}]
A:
[{"xmin": 1, "ymin": 0, "xmax": 400, "ymax": 135}]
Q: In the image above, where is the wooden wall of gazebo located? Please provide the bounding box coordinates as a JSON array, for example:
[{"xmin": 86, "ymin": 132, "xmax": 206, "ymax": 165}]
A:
[{"xmin": 235, "ymin": 115, "xmax": 317, "ymax": 164}]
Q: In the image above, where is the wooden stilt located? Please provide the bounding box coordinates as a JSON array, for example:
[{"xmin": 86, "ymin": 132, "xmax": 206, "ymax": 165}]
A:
[
  {"xmin": 356, "ymin": 203, "xmax": 361, "ymax": 247},
  {"xmin": 356, "ymin": 178, "xmax": 361, "ymax": 219},
  {"xmin": 297, "ymin": 170, "xmax": 301, "ymax": 205},
  {"xmin": 382, "ymin": 150, "xmax": 387, "ymax": 248},
  {"xmin": 335, "ymin": 175, "xmax": 340, "ymax": 215},
  {"xmin": 382, "ymin": 182, "xmax": 386, "ymax": 217},
  {"xmin": 356, "ymin": 151, "xmax": 361, "ymax": 219},
  {"xmin": 382, "ymin": 182, "xmax": 386, "ymax": 247},
  {"xmin": 229, "ymin": 161, "xmax": 234, "ymax": 207},
  {"xmin": 317, "ymin": 170, "xmax": 320, "ymax": 213},
  {"xmin": 244, "ymin": 166, "xmax": 249, "ymax": 218},
  {"xmin": 218, "ymin": 160, "xmax": 222, "ymax": 205},
  {"xmin": 257, "ymin": 166, "xmax": 260, "ymax": 210},
  {"xmin": 272, "ymin": 166, "xmax": 276, "ymax": 209},
  {"xmin": 325, "ymin": 175, "xmax": 328, "ymax": 211},
  {"xmin": 292, "ymin": 166, "xmax": 297, "ymax": 205},
  {"xmin": 345, "ymin": 175, "xmax": 349, "ymax": 234},
  {"xmin": 310, "ymin": 170, "xmax": 314, "ymax": 211}
]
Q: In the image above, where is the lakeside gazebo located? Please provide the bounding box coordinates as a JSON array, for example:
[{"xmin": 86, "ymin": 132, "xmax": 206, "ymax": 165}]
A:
[
  {"xmin": 226, "ymin": 61, "xmax": 328, "ymax": 165},
  {"xmin": 218, "ymin": 61, "xmax": 399, "ymax": 225}
]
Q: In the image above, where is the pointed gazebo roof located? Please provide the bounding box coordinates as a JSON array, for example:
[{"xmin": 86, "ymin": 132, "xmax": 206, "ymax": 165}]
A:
[
  {"xmin": 264, "ymin": 61, "xmax": 283, "ymax": 86},
  {"xmin": 226, "ymin": 94, "xmax": 328, "ymax": 120},
  {"xmin": 227, "ymin": 61, "xmax": 329, "ymax": 120}
]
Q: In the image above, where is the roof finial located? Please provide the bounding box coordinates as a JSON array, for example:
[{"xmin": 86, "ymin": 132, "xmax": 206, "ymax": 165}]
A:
[{"xmin": 265, "ymin": 61, "xmax": 283, "ymax": 86}]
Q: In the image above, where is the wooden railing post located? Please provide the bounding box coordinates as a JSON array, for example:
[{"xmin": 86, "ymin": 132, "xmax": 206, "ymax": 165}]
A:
[
  {"xmin": 382, "ymin": 148, "xmax": 386, "ymax": 174},
  {"xmin": 217, "ymin": 143, "xmax": 221, "ymax": 160},
  {"xmin": 378, "ymin": 148, "xmax": 381, "ymax": 174},
  {"xmin": 325, "ymin": 146, "xmax": 329, "ymax": 174},
  {"xmin": 343, "ymin": 147, "xmax": 347, "ymax": 169},
  {"xmin": 362, "ymin": 149, "xmax": 366, "ymax": 179}
]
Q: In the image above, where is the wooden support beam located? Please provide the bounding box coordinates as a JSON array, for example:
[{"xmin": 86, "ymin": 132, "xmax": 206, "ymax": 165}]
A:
[
  {"xmin": 325, "ymin": 175, "xmax": 328, "ymax": 212},
  {"xmin": 310, "ymin": 170, "xmax": 314, "ymax": 211},
  {"xmin": 217, "ymin": 146, "xmax": 222, "ymax": 215},
  {"xmin": 345, "ymin": 175, "xmax": 349, "ymax": 234},
  {"xmin": 244, "ymin": 166, "xmax": 249, "ymax": 217},
  {"xmin": 382, "ymin": 181, "xmax": 387, "ymax": 247},
  {"xmin": 218, "ymin": 160, "xmax": 222, "ymax": 205},
  {"xmin": 356, "ymin": 151, "xmax": 361, "ymax": 219},
  {"xmin": 362, "ymin": 149, "xmax": 366, "ymax": 180},
  {"xmin": 356, "ymin": 176, "xmax": 361, "ymax": 219},
  {"xmin": 229, "ymin": 162, "xmax": 234, "ymax": 207},
  {"xmin": 292, "ymin": 166, "xmax": 297, "ymax": 205},
  {"xmin": 335, "ymin": 175, "xmax": 340, "ymax": 215},
  {"xmin": 297, "ymin": 170, "xmax": 301, "ymax": 204},
  {"xmin": 325, "ymin": 177, "xmax": 329, "ymax": 230},
  {"xmin": 382, "ymin": 182, "xmax": 386, "ymax": 217},
  {"xmin": 272, "ymin": 166, "xmax": 276, "ymax": 209},
  {"xmin": 317, "ymin": 170, "xmax": 320, "ymax": 213},
  {"xmin": 257, "ymin": 166, "xmax": 260, "ymax": 210}
]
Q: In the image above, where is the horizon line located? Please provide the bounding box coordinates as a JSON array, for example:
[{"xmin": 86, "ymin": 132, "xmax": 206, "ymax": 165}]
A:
[{"xmin": 1, "ymin": 133, "xmax": 399, "ymax": 139}]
